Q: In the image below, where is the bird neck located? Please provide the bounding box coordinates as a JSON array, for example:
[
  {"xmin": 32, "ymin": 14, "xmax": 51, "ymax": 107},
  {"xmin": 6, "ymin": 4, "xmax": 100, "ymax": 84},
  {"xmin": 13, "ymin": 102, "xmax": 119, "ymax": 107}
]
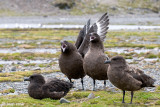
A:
[
  {"xmin": 62, "ymin": 49, "xmax": 76, "ymax": 56},
  {"xmin": 111, "ymin": 63, "xmax": 127, "ymax": 68},
  {"xmin": 90, "ymin": 41, "xmax": 104, "ymax": 52}
]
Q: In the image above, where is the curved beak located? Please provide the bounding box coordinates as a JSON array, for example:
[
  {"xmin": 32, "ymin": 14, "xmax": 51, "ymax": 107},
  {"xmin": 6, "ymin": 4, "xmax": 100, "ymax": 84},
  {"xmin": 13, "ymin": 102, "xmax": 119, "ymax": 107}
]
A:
[
  {"xmin": 104, "ymin": 60, "xmax": 111, "ymax": 64},
  {"xmin": 90, "ymin": 36, "xmax": 95, "ymax": 42},
  {"xmin": 24, "ymin": 77, "xmax": 30, "ymax": 81},
  {"xmin": 61, "ymin": 42, "xmax": 67, "ymax": 52}
]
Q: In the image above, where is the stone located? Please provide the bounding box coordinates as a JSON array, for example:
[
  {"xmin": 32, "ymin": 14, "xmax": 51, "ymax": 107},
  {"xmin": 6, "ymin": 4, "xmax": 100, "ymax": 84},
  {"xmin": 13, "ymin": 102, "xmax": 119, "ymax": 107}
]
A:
[
  {"xmin": 60, "ymin": 98, "xmax": 70, "ymax": 104},
  {"xmin": 11, "ymin": 66, "xmax": 16, "ymax": 71},
  {"xmin": 33, "ymin": 67, "xmax": 41, "ymax": 71},
  {"xmin": 17, "ymin": 62, "xmax": 21, "ymax": 64},
  {"xmin": 8, "ymin": 91, "xmax": 18, "ymax": 96},
  {"xmin": 95, "ymin": 96, "xmax": 100, "ymax": 98},
  {"xmin": 88, "ymin": 93, "xmax": 95, "ymax": 99},
  {"xmin": 0, "ymin": 68, "xmax": 2, "ymax": 72}
]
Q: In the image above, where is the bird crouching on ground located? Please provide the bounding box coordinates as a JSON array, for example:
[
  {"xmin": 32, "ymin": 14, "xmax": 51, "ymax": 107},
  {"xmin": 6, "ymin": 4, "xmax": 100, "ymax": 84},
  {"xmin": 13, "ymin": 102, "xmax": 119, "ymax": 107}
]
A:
[
  {"xmin": 104, "ymin": 56, "xmax": 155, "ymax": 104},
  {"xmin": 24, "ymin": 74, "xmax": 73, "ymax": 100}
]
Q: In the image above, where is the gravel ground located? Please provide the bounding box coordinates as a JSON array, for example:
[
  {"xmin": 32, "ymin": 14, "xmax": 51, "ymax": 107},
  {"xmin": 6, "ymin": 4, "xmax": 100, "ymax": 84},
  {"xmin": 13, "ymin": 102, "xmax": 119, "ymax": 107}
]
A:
[{"xmin": 0, "ymin": 59, "xmax": 159, "ymax": 96}]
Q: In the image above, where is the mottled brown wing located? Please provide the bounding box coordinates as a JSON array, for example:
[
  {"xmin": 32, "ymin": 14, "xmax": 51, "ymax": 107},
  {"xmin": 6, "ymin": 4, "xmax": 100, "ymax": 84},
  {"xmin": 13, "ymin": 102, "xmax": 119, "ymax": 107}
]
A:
[
  {"xmin": 43, "ymin": 79, "xmax": 73, "ymax": 94},
  {"xmin": 75, "ymin": 19, "xmax": 90, "ymax": 49},
  {"xmin": 124, "ymin": 65, "xmax": 155, "ymax": 87}
]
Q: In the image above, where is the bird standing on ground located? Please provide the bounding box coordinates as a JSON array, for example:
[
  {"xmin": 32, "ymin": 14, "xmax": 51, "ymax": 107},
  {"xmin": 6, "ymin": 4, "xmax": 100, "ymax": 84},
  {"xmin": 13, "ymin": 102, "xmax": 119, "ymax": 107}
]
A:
[
  {"xmin": 104, "ymin": 56, "xmax": 155, "ymax": 104},
  {"xmin": 24, "ymin": 74, "xmax": 73, "ymax": 100},
  {"xmin": 59, "ymin": 40, "xmax": 86, "ymax": 90},
  {"xmin": 83, "ymin": 13, "xmax": 109, "ymax": 91},
  {"xmin": 59, "ymin": 19, "xmax": 91, "ymax": 90},
  {"xmin": 59, "ymin": 12, "xmax": 109, "ymax": 90}
]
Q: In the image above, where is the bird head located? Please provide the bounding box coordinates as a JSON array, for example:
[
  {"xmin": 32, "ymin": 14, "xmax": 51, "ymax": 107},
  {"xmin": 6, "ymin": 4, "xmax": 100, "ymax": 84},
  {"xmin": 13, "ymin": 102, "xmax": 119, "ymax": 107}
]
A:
[
  {"xmin": 60, "ymin": 41, "xmax": 76, "ymax": 53},
  {"xmin": 24, "ymin": 74, "xmax": 45, "ymax": 84},
  {"xmin": 89, "ymin": 32, "xmax": 100, "ymax": 43},
  {"xmin": 61, "ymin": 41, "xmax": 68, "ymax": 52},
  {"xmin": 104, "ymin": 56, "xmax": 126, "ymax": 66}
]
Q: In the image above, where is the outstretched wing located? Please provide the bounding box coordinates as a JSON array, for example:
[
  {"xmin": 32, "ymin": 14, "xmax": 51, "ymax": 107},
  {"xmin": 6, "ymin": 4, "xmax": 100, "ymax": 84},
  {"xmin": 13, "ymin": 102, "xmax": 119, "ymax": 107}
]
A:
[
  {"xmin": 78, "ymin": 12, "xmax": 109, "ymax": 57},
  {"xmin": 125, "ymin": 65, "xmax": 155, "ymax": 87},
  {"xmin": 75, "ymin": 19, "xmax": 90, "ymax": 49},
  {"xmin": 88, "ymin": 12, "xmax": 109, "ymax": 41}
]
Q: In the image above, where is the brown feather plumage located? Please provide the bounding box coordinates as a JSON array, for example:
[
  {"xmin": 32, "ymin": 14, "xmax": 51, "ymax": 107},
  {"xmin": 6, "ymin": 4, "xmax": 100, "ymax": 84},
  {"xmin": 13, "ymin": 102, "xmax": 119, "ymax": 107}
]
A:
[
  {"xmin": 83, "ymin": 33, "xmax": 109, "ymax": 90},
  {"xmin": 25, "ymin": 74, "xmax": 73, "ymax": 100},
  {"xmin": 105, "ymin": 56, "xmax": 155, "ymax": 103}
]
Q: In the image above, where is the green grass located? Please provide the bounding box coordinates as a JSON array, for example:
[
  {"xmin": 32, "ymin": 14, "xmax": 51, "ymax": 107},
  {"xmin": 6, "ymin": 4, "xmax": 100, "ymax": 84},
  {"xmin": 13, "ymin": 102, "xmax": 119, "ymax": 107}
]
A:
[
  {"xmin": 38, "ymin": 64, "xmax": 49, "ymax": 68},
  {"xmin": 105, "ymin": 51, "xmax": 160, "ymax": 59},
  {"xmin": 0, "ymin": 90, "xmax": 160, "ymax": 106},
  {"xmin": 0, "ymin": 69, "xmax": 59, "ymax": 82},
  {"xmin": 0, "ymin": 29, "xmax": 79, "ymax": 40},
  {"xmin": 0, "ymin": 52, "xmax": 60, "ymax": 60},
  {"xmin": 24, "ymin": 63, "xmax": 36, "ymax": 67},
  {"xmin": 0, "ymin": 88, "xmax": 15, "ymax": 94},
  {"xmin": 104, "ymin": 31, "xmax": 160, "ymax": 49},
  {"xmin": 0, "ymin": 29, "xmax": 160, "ymax": 49}
]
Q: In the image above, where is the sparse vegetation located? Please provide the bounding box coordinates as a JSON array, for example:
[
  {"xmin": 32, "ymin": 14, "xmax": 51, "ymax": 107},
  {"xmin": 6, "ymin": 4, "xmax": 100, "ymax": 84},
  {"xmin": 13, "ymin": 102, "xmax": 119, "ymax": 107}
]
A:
[
  {"xmin": 24, "ymin": 63, "xmax": 36, "ymax": 67},
  {"xmin": 0, "ymin": 0, "xmax": 159, "ymax": 16},
  {"xmin": 0, "ymin": 52, "xmax": 60, "ymax": 60},
  {"xmin": 0, "ymin": 29, "xmax": 79, "ymax": 40},
  {"xmin": 0, "ymin": 69, "xmax": 59, "ymax": 82},
  {"xmin": 0, "ymin": 29, "xmax": 159, "ymax": 49},
  {"xmin": 0, "ymin": 88, "xmax": 15, "ymax": 94},
  {"xmin": 38, "ymin": 64, "xmax": 48, "ymax": 68},
  {"xmin": 105, "ymin": 51, "xmax": 160, "ymax": 59},
  {"xmin": 0, "ymin": 90, "xmax": 160, "ymax": 106}
]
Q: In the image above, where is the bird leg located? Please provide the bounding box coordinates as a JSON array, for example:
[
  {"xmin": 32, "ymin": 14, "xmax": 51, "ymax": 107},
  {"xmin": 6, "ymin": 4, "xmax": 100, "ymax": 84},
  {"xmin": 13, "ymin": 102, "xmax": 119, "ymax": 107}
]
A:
[
  {"xmin": 69, "ymin": 79, "xmax": 73, "ymax": 83},
  {"xmin": 93, "ymin": 79, "xmax": 96, "ymax": 91},
  {"xmin": 104, "ymin": 80, "xmax": 106, "ymax": 87},
  {"xmin": 81, "ymin": 78, "xmax": 84, "ymax": 90},
  {"xmin": 130, "ymin": 91, "xmax": 134, "ymax": 104},
  {"xmin": 122, "ymin": 90, "xmax": 125, "ymax": 103}
]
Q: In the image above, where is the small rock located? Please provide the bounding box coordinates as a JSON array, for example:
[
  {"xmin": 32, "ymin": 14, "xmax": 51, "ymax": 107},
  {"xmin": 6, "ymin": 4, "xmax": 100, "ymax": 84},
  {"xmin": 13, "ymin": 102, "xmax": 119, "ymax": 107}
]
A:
[
  {"xmin": 0, "ymin": 68, "xmax": 2, "ymax": 72},
  {"xmin": 88, "ymin": 93, "xmax": 95, "ymax": 99},
  {"xmin": 18, "ymin": 44, "xmax": 34, "ymax": 49},
  {"xmin": 36, "ymin": 42, "xmax": 41, "ymax": 45},
  {"xmin": 110, "ymin": 6, "xmax": 117, "ymax": 11},
  {"xmin": 60, "ymin": 98, "xmax": 70, "ymax": 104},
  {"xmin": 11, "ymin": 66, "xmax": 16, "ymax": 71},
  {"xmin": 95, "ymin": 96, "xmax": 100, "ymax": 98},
  {"xmin": 124, "ymin": 49, "xmax": 134, "ymax": 52},
  {"xmin": 21, "ymin": 68, "xmax": 26, "ymax": 71},
  {"xmin": 134, "ymin": 57, "xmax": 144, "ymax": 61},
  {"xmin": 139, "ymin": 57, "xmax": 145, "ymax": 61},
  {"xmin": 128, "ymin": 7, "xmax": 132, "ymax": 11},
  {"xmin": 33, "ymin": 67, "xmax": 41, "ymax": 71},
  {"xmin": 8, "ymin": 91, "xmax": 18, "ymax": 96},
  {"xmin": 151, "ymin": 47, "xmax": 159, "ymax": 55},
  {"xmin": 17, "ymin": 62, "xmax": 21, "ymax": 64}
]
